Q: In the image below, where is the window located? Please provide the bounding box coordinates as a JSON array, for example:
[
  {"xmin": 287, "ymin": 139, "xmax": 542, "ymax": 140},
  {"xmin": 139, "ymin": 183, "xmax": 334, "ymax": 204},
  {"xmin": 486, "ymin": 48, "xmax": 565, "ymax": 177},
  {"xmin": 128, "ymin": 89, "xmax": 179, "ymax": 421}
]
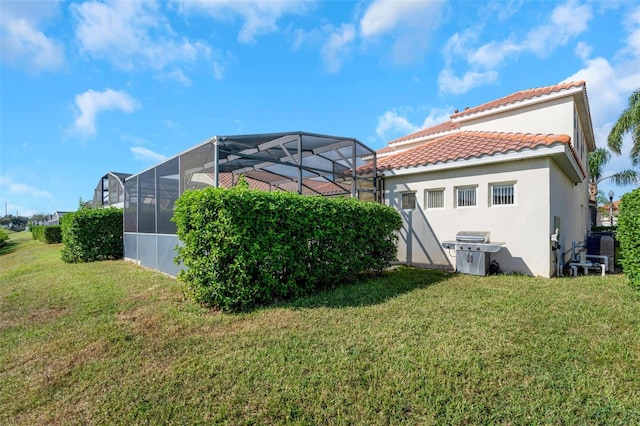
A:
[
  {"xmin": 491, "ymin": 183, "xmax": 515, "ymax": 206},
  {"xmin": 456, "ymin": 186, "xmax": 477, "ymax": 207},
  {"xmin": 425, "ymin": 188, "xmax": 445, "ymax": 209},
  {"xmin": 401, "ymin": 192, "xmax": 416, "ymax": 210}
]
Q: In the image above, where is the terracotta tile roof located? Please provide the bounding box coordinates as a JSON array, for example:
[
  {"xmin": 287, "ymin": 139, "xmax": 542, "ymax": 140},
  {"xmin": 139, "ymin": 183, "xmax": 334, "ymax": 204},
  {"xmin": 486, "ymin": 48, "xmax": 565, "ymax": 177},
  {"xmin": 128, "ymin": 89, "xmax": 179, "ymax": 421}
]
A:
[
  {"xmin": 389, "ymin": 120, "xmax": 459, "ymax": 145},
  {"xmin": 215, "ymin": 171, "xmax": 351, "ymax": 195},
  {"xmin": 360, "ymin": 131, "xmax": 573, "ymax": 173},
  {"xmin": 450, "ymin": 81, "xmax": 585, "ymax": 119},
  {"xmin": 376, "ymin": 145, "xmax": 398, "ymax": 154}
]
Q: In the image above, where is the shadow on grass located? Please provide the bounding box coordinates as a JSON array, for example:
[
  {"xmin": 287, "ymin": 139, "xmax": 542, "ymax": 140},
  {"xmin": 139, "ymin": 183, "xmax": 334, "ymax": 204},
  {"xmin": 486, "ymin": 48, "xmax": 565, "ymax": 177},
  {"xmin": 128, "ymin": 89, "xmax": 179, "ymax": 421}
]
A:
[
  {"xmin": 0, "ymin": 241, "xmax": 18, "ymax": 256},
  {"xmin": 281, "ymin": 266, "xmax": 452, "ymax": 309}
]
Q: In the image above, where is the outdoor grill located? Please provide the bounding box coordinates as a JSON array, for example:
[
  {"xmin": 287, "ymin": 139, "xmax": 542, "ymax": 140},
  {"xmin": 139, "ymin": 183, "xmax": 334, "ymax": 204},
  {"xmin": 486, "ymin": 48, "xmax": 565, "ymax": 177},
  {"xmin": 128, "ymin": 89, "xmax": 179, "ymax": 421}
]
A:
[{"xmin": 441, "ymin": 231, "xmax": 504, "ymax": 276}]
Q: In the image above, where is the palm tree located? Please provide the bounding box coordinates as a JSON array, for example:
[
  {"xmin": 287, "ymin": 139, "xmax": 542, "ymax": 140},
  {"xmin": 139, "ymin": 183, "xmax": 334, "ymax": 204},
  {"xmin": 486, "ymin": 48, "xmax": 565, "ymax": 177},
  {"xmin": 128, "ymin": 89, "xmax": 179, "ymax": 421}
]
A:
[
  {"xmin": 608, "ymin": 88, "xmax": 640, "ymax": 165},
  {"xmin": 588, "ymin": 147, "xmax": 638, "ymax": 205}
]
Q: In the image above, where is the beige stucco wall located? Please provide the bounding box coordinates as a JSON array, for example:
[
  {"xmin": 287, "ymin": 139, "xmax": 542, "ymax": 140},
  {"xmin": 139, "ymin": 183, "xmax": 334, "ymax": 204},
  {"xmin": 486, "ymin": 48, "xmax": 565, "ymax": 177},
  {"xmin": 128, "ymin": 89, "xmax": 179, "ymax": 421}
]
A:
[
  {"xmin": 384, "ymin": 156, "xmax": 590, "ymax": 277},
  {"xmin": 458, "ymin": 97, "xmax": 575, "ymax": 137},
  {"xmin": 548, "ymin": 161, "xmax": 591, "ymax": 273},
  {"xmin": 457, "ymin": 97, "xmax": 591, "ymax": 179}
]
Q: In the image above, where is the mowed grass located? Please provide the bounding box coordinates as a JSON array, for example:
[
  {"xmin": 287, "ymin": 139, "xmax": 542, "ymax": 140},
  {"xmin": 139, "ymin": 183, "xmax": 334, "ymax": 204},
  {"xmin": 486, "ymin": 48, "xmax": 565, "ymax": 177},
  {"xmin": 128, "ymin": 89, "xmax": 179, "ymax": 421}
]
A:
[{"xmin": 1, "ymin": 231, "xmax": 640, "ymax": 425}]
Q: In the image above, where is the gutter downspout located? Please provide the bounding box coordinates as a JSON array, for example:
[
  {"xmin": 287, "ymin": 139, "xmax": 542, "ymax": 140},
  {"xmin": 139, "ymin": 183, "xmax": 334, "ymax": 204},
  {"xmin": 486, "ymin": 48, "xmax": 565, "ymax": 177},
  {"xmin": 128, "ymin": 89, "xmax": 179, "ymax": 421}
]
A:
[{"xmin": 212, "ymin": 136, "xmax": 219, "ymax": 188}]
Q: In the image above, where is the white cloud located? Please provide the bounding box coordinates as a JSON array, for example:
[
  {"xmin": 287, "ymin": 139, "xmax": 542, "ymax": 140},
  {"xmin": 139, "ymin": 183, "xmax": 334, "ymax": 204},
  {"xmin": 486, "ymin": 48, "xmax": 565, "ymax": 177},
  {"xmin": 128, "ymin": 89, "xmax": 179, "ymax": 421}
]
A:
[
  {"xmin": 419, "ymin": 107, "xmax": 455, "ymax": 129},
  {"xmin": 130, "ymin": 146, "xmax": 167, "ymax": 163},
  {"xmin": 74, "ymin": 89, "xmax": 140, "ymax": 137},
  {"xmin": 468, "ymin": 39, "xmax": 521, "ymax": 69},
  {"xmin": 164, "ymin": 120, "xmax": 181, "ymax": 129},
  {"xmin": 0, "ymin": 1, "xmax": 65, "ymax": 72},
  {"xmin": 71, "ymin": 0, "xmax": 213, "ymax": 81},
  {"xmin": 376, "ymin": 106, "xmax": 454, "ymax": 141},
  {"xmin": 166, "ymin": 69, "xmax": 192, "ymax": 86},
  {"xmin": 359, "ymin": 0, "xmax": 444, "ymax": 65},
  {"xmin": 439, "ymin": 1, "xmax": 593, "ymax": 95},
  {"xmin": 562, "ymin": 57, "xmax": 621, "ymax": 126},
  {"xmin": 523, "ymin": 0, "xmax": 592, "ymax": 56},
  {"xmin": 438, "ymin": 68, "xmax": 498, "ymax": 96},
  {"xmin": 376, "ymin": 110, "xmax": 417, "ymax": 140},
  {"xmin": 360, "ymin": 0, "xmax": 437, "ymax": 37},
  {"xmin": 8, "ymin": 182, "xmax": 52, "ymax": 198},
  {"xmin": 212, "ymin": 61, "xmax": 225, "ymax": 81},
  {"xmin": 561, "ymin": 5, "xmax": 639, "ymax": 130},
  {"xmin": 562, "ymin": 6, "xmax": 640, "ymax": 197},
  {"xmin": 574, "ymin": 42, "xmax": 592, "ymax": 60},
  {"xmin": 626, "ymin": 9, "xmax": 640, "ymax": 52},
  {"xmin": 320, "ymin": 24, "xmax": 355, "ymax": 73},
  {"xmin": 173, "ymin": 0, "xmax": 310, "ymax": 44},
  {"xmin": 0, "ymin": 175, "xmax": 52, "ymax": 216},
  {"xmin": 442, "ymin": 28, "xmax": 479, "ymax": 67}
]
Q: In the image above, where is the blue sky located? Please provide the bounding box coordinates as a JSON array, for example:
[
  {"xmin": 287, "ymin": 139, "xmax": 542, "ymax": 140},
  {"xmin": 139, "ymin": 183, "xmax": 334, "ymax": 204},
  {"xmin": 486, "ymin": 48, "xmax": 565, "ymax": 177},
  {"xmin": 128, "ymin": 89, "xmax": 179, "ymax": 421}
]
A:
[{"xmin": 1, "ymin": 0, "xmax": 639, "ymax": 216}]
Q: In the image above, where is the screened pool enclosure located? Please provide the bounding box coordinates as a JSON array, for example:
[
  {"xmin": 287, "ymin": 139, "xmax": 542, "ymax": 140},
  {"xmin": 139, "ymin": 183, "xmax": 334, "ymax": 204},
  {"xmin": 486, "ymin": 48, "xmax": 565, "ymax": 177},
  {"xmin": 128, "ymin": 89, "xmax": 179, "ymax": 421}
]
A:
[
  {"xmin": 124, "ymin": 132, "xmax": 379, "ymax": 276},
  {"xmin": 93, "ymin": 172, "xmax": 131, "ymax": 208}
]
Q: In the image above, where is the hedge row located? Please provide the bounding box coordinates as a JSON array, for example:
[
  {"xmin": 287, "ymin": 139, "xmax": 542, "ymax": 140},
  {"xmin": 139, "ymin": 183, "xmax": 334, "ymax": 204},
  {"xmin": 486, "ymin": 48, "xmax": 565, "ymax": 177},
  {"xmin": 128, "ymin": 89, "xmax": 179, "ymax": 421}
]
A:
[
  {"xmin": 617, "ymin": 188, "xmax": 640, "ymax": 289},
  {"xmin": 60, "ymin": 208, "xmax": 123, "ymax": 263},
  {"xmin": 30, "ymin": 225, "xmax": 63, "ymax": 244},
  {"xmin": 0, "ymin": 228, "xmax": 8, "ymax": 248},
  {"xmin": 173, "ymin": 186, "xmax": 402, "ymax": 312}
]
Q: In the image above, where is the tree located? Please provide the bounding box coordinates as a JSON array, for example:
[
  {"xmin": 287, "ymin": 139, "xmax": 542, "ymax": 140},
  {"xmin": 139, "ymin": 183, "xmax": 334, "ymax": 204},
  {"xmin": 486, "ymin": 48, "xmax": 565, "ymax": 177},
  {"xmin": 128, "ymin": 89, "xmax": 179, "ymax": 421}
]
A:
[
  {"xmin": 608, "ymin": 88, "xmax": 640, "ymax": 165},
  {"xmin": 588, "ymin": 147, "xmax": 638, "ymax": 206}
]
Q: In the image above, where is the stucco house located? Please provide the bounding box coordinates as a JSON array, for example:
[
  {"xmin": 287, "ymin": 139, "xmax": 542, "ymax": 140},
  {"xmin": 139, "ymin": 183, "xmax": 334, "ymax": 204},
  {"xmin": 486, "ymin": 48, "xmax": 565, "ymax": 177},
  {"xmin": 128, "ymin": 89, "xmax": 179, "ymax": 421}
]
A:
[
  {"xmin": 41, "ymin": 211, "xmax": 70, "ymax": 226},
  {"xmin": 365, "ymin": 81, "xmax": 595, "ymax": 277}
]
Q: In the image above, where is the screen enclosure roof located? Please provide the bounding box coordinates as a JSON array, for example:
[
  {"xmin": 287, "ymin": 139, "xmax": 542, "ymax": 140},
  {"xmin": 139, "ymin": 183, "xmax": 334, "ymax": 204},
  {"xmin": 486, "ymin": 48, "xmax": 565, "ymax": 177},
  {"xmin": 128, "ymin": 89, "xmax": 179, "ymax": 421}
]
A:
[{"xmin": 126, "ymin": 131, "xmax": 378, "ymax": 197}]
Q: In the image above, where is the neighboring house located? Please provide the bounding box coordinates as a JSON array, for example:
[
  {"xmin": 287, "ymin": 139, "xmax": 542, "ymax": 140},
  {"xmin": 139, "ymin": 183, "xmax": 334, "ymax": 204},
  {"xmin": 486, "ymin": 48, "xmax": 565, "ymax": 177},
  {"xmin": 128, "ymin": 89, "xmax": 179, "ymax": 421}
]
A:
[
  {"xmin": 93, "ymin": 172, "xmax": 132, "ymax": 208},
  {"xmin": 38, "ymin": 211, "xmax": 70, "ymax": 226},
  {"xmin": 363, "ymin": 81, "xmax": 595, "ymax": 277},
  {"xmin": 597, "ymin": 200, "xmax": 619, "ymax": 227}
]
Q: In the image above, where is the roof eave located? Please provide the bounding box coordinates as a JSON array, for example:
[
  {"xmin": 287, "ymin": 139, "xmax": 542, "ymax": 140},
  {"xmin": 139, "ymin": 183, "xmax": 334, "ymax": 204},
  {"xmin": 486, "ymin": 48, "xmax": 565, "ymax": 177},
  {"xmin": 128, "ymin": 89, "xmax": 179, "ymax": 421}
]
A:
[
  {"xmin": 381, "ymin": 144, "xmax": 585, "ymax": 183},
  {"xmin": 574, "ymin": 88, "xmax": 597, "ymax": 152}
]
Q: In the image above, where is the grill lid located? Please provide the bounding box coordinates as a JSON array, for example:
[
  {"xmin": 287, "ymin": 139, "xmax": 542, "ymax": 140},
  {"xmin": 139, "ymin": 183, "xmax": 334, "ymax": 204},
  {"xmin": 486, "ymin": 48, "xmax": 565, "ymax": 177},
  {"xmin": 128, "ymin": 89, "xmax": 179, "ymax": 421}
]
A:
[{"xmin": 455, "ymin": 231, "xmax": 490, "ymax": 243}]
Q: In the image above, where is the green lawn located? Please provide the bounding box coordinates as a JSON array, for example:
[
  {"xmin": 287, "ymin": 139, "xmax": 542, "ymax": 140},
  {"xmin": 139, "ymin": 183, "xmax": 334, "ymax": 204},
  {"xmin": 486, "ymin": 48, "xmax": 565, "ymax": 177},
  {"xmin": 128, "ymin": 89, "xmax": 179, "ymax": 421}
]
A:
[{"xmin": 1, "ymin": 231, "xmax": 639, "ymax": 425}]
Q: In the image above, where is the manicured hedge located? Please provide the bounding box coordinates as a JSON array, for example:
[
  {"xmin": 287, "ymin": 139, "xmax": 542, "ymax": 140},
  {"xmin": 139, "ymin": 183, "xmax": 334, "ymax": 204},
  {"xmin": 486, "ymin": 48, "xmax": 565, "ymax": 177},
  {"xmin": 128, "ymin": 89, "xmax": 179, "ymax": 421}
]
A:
[
  {"xmin": 0, "ymin": 228, "xmax": 8, "ymax": 248},
  {"xmin": 31, "ymin": 226, "xmax": 44, "ymax": 241},
  {"xmin": 30, "ymin": 225, "xmax": 63, "ymax": 244},
  {"xmin": 173, "ymin": 186, "xmax": 402, "ymax": 312},
  {"xmin": 617, "ymin": 188, "xmax": 640, "ymax": 289},
  {"xmin": 60, "ymin": 208, "xmax": 123, "ymax": 263}
]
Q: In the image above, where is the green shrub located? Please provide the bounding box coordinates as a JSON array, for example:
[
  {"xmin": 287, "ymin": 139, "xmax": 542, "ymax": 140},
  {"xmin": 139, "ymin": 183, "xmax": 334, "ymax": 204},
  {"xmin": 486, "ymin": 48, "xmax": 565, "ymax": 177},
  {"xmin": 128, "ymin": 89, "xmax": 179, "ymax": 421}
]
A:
[
  {"xmin": 31, "ymin": 225, "xmax": 44, "ymax": 241},
  {"xmin": 617, "ymin": 188, "xmax": 640, "ymax": 289},
  {"xmin": 591, "ymin": 225, "xmax": 617, "ymax": 233},
  {"xmin": 173, "ymin": 187, "xmax": 402, "ymax": 312},
  {"xmin": 60, "ymin": 208, "xmax": 123, "ymax": 263},
  {"xmin": 29, "ymin": 225, "xmax": 62, "ymax": 244},
  {"xmin": 0, "ymin": 228, "xmax": 8, "ymax": 248},
  {"xmin": 44, "ymin": 226, "xmax": 62, "ymax": 243}
]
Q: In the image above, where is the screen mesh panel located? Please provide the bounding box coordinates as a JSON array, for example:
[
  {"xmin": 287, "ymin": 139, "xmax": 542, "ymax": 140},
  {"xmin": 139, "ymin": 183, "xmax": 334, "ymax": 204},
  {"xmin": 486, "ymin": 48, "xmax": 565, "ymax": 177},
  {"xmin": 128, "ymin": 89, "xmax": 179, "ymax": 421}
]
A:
[
  {"xmin": 138, "ymin": 169, "xmax": 156, "ymax": 233},
  {"xmin": 124, "ymin": 176, "xmax": 137, "ymax": 232},
  {"xmin": 156, "ymin": 157, "xmax": 179, "ymax": 234}
]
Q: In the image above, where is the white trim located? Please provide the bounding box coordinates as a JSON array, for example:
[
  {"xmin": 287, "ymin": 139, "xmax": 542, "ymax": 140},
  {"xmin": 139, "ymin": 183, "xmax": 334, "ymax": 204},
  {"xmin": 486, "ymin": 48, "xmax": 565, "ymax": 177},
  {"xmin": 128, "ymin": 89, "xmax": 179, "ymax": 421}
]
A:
[
  {"xmin": 455, "ymin": 185, "xmax": 478, "ymax": 208},
  {"xmin": 489, "ymin": 181, "xmax": 516, "ymax": 207},
  {"xmin": 389, "ymin": 128, "xmax": 459, "ymax": 149},
  {"xmin": 424, "ymin": 187, "xmax": 445, "ymax": 209}
]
